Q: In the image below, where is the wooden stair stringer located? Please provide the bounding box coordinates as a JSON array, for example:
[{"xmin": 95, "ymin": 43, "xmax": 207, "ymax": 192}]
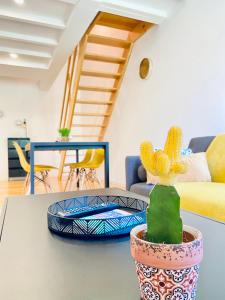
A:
[
  {"xmin": 58, "ymin": 12, "xmax": 154, "ymax": 179},
  {"xmin": 58, "ymin": 35, "xmax": 88, "ymax": 179}
]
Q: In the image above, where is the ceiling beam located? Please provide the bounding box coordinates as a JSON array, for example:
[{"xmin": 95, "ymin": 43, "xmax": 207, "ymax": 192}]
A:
[
  {"xmin": 0, "ymin": 64, "xmax": 44, "ymax": 82},
  {"xmin": 0, "ymin": 60, "xmax": 48, "ymax": 70},
  {"xmin": 0, "ymin": 30, "xmax": 58, "ymax": 47},
  {"xmin": 0, "ymin": 10, "xmax": 66, "ymax": 30},
  {"xmin": 0, "ymin": 46, "xmax": 52, "ymax": 59},
  {"xmin": 39, "ymin": 0, "xmax": 99, "ymax": 90}
]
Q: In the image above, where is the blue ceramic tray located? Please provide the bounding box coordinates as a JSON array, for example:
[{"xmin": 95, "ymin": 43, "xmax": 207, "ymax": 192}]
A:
[{"xmin": 47, "ymin": 195, "xmax": 147, "ymax": 238}]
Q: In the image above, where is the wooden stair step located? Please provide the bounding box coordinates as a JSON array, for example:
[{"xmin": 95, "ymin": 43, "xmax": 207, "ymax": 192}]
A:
[
  {"xmin": 87, "ymin": 34, "xmax": 131, "ymax": 49},
  {"xmin": 76, "ymin": 100, "xmax": 113, "ymax": 105},
  {"xmin": 84, "ymin": 53, "xmax": 126, "ymax": 64},
  {"xmin": 81, "ymin": 70, "xmax": 121, "ymax": 79},
  {"xmin": 72, "ymin": 124, "xmax": 106, "ymax": 128},
  {"xmin": 74, "ymin": 112, "xmax": 110, "ymax": 117},
  {"xmin": 96, "ymin": 13, "xmax": 139, "ymax": 32},
  {"xmin": 78, "ymin": 86, "xmax": 117, "ymax": 92}
]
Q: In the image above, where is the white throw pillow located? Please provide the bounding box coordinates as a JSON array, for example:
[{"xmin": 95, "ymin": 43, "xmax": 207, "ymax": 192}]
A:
[{"xmin": 147, "ymin": 152, "xmax": 211, "ymax": 184}]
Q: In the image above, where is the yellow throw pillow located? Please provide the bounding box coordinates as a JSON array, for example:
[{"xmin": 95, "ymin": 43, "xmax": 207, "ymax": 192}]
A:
[
  {"xmin": 206, "ymin": 134, "xmax": 225, "ymax": 183},
  {"xmin": 147, "ymin": 152, "xmax": 211, "ymax": 184}
]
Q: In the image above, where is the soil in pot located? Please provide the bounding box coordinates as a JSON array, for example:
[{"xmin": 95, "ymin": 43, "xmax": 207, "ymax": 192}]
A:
[{"xmin": 138, "ymin": 230, "xmax": 195, "ymax": 243}]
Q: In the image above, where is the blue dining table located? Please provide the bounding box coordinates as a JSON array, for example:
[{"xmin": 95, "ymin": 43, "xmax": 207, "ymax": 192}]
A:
[{"xmin": 29, "ymin": 142, "xmax": 109, "ymax": 194}]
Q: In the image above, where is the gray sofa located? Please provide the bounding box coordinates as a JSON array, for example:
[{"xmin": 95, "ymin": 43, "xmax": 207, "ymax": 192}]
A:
[{"xmin": 125, "ymin": 136, "xmax": 215, "ymax": 197}]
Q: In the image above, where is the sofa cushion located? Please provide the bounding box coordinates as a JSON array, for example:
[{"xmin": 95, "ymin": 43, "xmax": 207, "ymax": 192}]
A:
[
  {"xmin": 206, "ymin": 134, "xmax": 225, "ymax": 183},
  {"xmin": 130, "ymin": 181, "xmax": 225, "ymax": 222},
  {"xmin": 147, "ymin": 152, "xmax": 211, "ymax": 184},
  {"xmin": 138, "ymin": 149, "xmax": 192, "ymax": 184},
  {"xmin": 130, "ymin": 182, "xmax": 154, "ymax": 197},
  {"xmin": 138, "ymin": 165, "xmax": 147, "ymax": 182},
  {"xmin": 176, "ymin": 182, "xmax": 225, "ymax": 222},
  {"xmin": 188, "ymin": 136, "xmax": 214, "ymax": 153}
]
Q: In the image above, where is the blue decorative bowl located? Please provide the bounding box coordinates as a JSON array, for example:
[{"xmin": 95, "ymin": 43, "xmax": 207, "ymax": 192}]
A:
[{"xmin": 47, "ymin": 195, "xmax": 147, "ymax": 239}]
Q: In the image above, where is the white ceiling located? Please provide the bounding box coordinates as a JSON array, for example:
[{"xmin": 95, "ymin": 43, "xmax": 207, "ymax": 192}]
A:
[{"xmin": 0, "ymin": 0, "xmax": 182, "ymax": 90}]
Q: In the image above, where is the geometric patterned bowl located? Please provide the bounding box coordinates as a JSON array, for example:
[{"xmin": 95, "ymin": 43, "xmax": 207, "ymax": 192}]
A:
[{"xmin": 48, "ymin": 195, "xmax": 147, "ymax": 239}]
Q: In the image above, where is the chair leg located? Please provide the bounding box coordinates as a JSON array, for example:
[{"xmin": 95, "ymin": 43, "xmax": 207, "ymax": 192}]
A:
[
  {"xmin": 71, "ymin": 169, "xmax": 80, "ymax": 191},
  {"xmin": 40, "ymin": 172, "xmax": 48, "ymax": 193},
  {"xmin": 91, "ymin": 169, "xmax": 99, "ymax": 188},
  {"xmin": 24, "ymin": 173, "xmax": 31, "ymax": 194},
  {"xmin": 43, "ymin": 171, "xmax": 53, "ymax": 192},
  {"xmin": 24, "ymin": 173, "xmax": 30, "ymax": 190},
  {"xmin": 90, "ymin": 169, "xmax": 97, "ymax": 188},
  {"xmin": 68, "ymin": 169, "xmax": 76, "ymax": 191},
  {"xmin": 25, "ymin": 172, "xmax": 52, "ymax": 194},
  {"xmin": 64, "ymin": 169, "xmax": 73, "ymax": 192},
  {"xmin": 26, "ymin": 173, "xmax": 40, "ymax": 195},
  {"xmin": 82, "ymin": 169, "xmax": 89, "ymax": 189},
  {"xmin": 25, "ymin": 184, "xmax": 31, "ymax": 195},
  {"xmin": 94, "ymin": 170, "xmax": 101, "ymax": 187},
  {"xmin": 26, "ymin": 173, "xmax": 46, "ymax": 194},
  {"xmin": 86, "ymin": 168, "xmax": 101, "ymax": 189},
  {"xmin": 95, "ymin": 176, "xmax": 101, "ymax": 188},
  {"xmin": 78, "ymin": 169, "xmax": 83, "ymax": 190},
  {"xmin": 35, "ymin": 172, "xmax": 52, "ymax": 192},
  {"xmin": 79, "ymin": 169, "xmax": 86, "ymax": 190},
  {"xmin": 85, "ymin": 168, "xmax": 95, "ymax": 189}
]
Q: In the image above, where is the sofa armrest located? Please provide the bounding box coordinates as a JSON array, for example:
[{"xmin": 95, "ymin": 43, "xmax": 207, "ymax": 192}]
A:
[{"xmin": 125, "ymin": 156, "xmax": 142, "ymax": 191}]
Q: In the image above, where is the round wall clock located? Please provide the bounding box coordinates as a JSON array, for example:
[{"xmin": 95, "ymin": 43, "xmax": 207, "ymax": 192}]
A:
[{"xmin": 139, "ymin": 58, "xmax": 151, "ymax": 79}]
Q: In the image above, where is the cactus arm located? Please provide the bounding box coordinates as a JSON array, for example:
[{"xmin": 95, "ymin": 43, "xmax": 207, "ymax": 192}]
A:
[
  {"xmin": 171, "ymin": 161, "xmax": 187, "ymax": 174},
  {"xmin": 164, "ymin": 126, "xmax": 182, "ymax": 162},
  {"xmin": 154, "ymin": 151, "xmax": 171, "ymax": 176},
  {"xmin": 140, "ymin": 142, "xmax": 157, "ymax": 175}
]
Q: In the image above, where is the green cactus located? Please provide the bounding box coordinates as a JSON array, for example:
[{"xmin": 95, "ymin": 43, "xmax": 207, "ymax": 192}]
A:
[
  {"xmin": 140, "ymin": 127, "xmax": 186, "ymax": 244},
  {"xmin": 147, "ymin": 185, "xmax": 182, "ymax": 244},
  {"xmin": 58, "ymin": 128, "xmax": 71, "ymax": 137}
]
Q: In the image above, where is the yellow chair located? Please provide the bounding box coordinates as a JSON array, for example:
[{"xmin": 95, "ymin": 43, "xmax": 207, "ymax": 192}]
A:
[
  {"xmin": 80, "ymin": 149, "xmax": 105, "ymax": 189},
  {"xmin": 65, "ymin": 149, "xmax": 104, "ymax": 190},
  {"xmin": 25, "ymin": 143, "xmax": 30, "ymax": 152},
  {"xmin": 64, "ymin": 149, "xmax": 93, "ymax": 191},
  {"xmin": 13, "ymin": 141, "xmax": 57, "ymax": 192}
]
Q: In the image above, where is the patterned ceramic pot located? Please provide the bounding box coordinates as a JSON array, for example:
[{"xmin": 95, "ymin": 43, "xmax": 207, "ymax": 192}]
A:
[{"xmin": 130, "ymin": 224, "xmax": 203, "ymax": 300}]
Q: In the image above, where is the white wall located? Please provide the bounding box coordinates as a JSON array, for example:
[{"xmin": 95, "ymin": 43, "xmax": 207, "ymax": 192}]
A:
[
  {"xmin": 0, "ymin": 64, "xmax": 66, "ymax": 180},
  {"xmin": 105, "ymin": 0, "xmax": 225, "ymax": 186},
  {"xmin": 41, "ymin": 63, "xmax": 67, "ymax": 170},
  {"xmin": 0, "ymin": 78, "xmax": 49, "ymax": 180}
]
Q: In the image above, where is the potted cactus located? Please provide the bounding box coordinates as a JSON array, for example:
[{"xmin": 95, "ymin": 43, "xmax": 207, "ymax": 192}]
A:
[
  {"xmin": 58, "ymin": 128, "xmax": 71, "ymax": 142},
  {"xmin": 130, "ymin": 127, "xmax": 203, "ymax": 300}
]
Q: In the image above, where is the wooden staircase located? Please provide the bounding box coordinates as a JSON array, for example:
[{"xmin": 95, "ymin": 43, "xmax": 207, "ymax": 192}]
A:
[{"xmin": 58, "ymin": 12, "xmax": 154, "ymax": 179}]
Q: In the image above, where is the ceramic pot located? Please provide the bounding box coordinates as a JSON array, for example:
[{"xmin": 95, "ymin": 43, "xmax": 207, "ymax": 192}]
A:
[
  {"xmin": 130, "ymin": 224, "xmax": 203, "ymax": 300},
  {"xmin": 59, "ymin": 136, "xmax": 69, "ymax": 142}
]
